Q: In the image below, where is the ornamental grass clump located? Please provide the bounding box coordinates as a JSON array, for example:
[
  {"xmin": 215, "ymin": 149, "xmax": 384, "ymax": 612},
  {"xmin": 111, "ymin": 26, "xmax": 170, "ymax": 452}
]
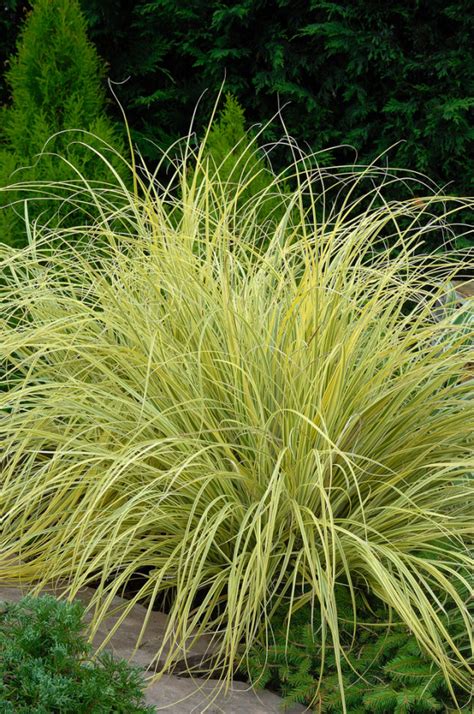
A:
[{"xmin": 0, "ymin": 133, "xmax": 473, "ymax": 711}]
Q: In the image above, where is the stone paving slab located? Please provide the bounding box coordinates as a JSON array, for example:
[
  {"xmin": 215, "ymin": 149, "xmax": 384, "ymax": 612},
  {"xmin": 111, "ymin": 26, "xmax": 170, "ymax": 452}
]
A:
[
  {"xmin": 146, "ymin": 674, "xmax": 307, "ymax": 712},
  {"xmin": 0, "ymin": 584, "xmax": 216, "ymax": 671},
  {"xmin": 0, "ymin": 584, "xmax": 307, "ymax": 713}
]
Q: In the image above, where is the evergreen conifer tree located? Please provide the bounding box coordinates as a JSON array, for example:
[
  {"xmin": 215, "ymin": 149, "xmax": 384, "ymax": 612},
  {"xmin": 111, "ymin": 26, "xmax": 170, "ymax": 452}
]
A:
[
  {"xmin": 195, "ymin": 93, "xmax": 289, "ymax": 239},
  {"xmin": 0, "ymin": 0, "xmax": 125, "ymax": 247}
]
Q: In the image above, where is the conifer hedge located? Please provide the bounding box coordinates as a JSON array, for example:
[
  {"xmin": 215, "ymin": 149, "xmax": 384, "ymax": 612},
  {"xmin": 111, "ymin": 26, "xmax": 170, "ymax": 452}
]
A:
[{"xmin": 77, "ymin": 0, "xmax": 473, "ymax": 204}]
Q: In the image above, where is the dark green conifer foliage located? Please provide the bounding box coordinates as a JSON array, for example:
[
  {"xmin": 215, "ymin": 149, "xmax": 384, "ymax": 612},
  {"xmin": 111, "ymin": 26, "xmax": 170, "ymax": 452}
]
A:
[
  {"xmin": 0, "ymin": 0, "xmax": 124, "ymax": 248},
  {"xmin": 243, "ymin": 590, "xmax": 471, "ymax": 712},
  {"xmin": 0, "ymin": 1, "xmax": 30, "ymax": 106},
  {"xmin": 5, "ymin": 1, "xmax": 473, "ymax": 217},
  {"xmin": 77, "ymin": 0, "xmax": 473, "ymax": 207}
]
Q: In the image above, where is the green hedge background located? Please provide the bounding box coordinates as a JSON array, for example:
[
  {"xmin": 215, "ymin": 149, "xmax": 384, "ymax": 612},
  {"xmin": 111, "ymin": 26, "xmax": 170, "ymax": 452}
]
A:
[{"xmin": 2, "ymin": 1, "xmax": 473, "ymax": 198}]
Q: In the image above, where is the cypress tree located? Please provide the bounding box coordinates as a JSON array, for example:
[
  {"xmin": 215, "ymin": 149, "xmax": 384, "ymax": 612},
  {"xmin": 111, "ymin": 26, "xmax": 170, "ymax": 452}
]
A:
[
  {"xmin": 195, "ymin": 93, "xmax": 289, "ymax": 238},
  {"xmin": 0, "ymin": 0, "xmax": 125, "ymax": 247}
]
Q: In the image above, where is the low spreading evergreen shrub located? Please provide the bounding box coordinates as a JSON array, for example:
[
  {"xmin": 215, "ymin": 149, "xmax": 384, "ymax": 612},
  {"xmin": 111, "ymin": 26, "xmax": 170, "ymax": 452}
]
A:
[
  {"xmin": 0, "ymin": 595, "xmax": 154, "ymax": 713},
  {"xmin": 243, "ymin": 587, "xmax": 472, "ymax": 712}
]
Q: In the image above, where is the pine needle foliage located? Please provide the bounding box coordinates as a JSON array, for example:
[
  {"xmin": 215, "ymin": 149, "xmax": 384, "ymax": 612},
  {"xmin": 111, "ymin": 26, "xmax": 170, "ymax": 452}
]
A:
[
  {"xmin": 0, "ymin": 595, "xmax": 154, "ymax": 713},
  {"xmin": 0, "ymin": 0, "xmax": 125, "ymax": 248},
  {"xmin": 243, "ymin": 590, "xmax": 472, "ymax": 712},
  {"xmin": 0, "ymin": 130, "xmax": 473, "ymax": 711}
]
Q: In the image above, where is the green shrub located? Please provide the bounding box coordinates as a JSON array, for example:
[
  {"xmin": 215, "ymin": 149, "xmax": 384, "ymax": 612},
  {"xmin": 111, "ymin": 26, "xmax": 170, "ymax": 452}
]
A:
[
  {"xmin": 0, "ymin": 134, "xmax": 473, "ymax": 709},
  {"xmin": 6, "ymin": 2, "xmax": 471, "ymax": 250},
  {"xmin": 5, "ymin": 2, "xmax": 473, "ymax": 241},
  {"xmin": 0, "ymin": 595, "xmax": 154, "ymax": 713},
  {"xmin": 243, "ymin": 588, "xmax": 472, "ymax": 712},
  {"xmin": 182, "ymin": 94, "xmax": 289, "ymax": 245},
  {"xmin": 0, "ymin": 0, "xmax": 125, "ymax": 248},
  {"xmin": 189, "ymin": 92, "xmax": 289, "ymax": 237}
]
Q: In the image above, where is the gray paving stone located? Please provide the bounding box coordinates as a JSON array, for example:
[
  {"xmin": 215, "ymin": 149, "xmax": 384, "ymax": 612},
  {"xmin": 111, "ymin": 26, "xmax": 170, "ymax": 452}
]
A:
[
  {"xmin": 145, "ymin": 674, "xmax": 307, "ymax": 712},
  {"xmin": 0, "ymin": 583, "xmax": 216, "ymax": 671},
  {"xmin": 0, "ymin": 584, "xmax": 307, "ymax": 713}
]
